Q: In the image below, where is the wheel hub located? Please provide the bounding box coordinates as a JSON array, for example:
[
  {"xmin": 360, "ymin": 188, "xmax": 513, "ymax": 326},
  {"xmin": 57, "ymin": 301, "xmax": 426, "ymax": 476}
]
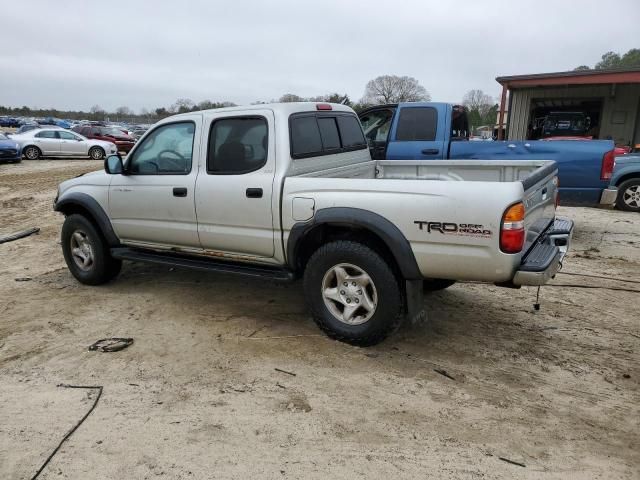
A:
[
  {"xmin": 623, "ymin": 185, "xmax": 640, "ymax": 207},
  {"xmin": 70, "ymin": 230, "xmax": 94, "ymax": 271},
  {"xmin": 321, "ymin": 263, "xmax": 377, "ymax": 325}
]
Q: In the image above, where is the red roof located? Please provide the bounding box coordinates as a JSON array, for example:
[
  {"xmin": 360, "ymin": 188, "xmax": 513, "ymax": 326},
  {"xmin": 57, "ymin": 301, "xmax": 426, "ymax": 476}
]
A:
[{"xmin": 496, "ymin": 67, "xmax": 640, "ymax": 88}]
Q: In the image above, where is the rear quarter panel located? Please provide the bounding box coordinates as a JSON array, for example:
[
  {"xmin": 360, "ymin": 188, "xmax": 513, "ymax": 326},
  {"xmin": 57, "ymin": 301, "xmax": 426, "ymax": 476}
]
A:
[{"xmin": 282, "ymin": 177, "xmax": 526, "ymax": 282}]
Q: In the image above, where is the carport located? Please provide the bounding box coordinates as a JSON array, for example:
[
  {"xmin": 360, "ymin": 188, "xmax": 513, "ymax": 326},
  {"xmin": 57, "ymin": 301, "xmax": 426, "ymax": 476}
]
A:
[{"xmin": 496, "ymin": 67, "xmax": 640, "ymax": 146}]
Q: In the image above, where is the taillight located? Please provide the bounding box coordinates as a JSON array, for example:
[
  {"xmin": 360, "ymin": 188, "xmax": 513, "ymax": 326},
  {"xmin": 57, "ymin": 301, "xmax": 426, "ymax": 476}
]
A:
[
  {"xmin": 600, "ymin": 150, "xmax": 615, "ymax": 181},
  {"xmin": 500, "ymin": 202, "xmax": 525, "ymax": 254},
  {"xmin": 316, "ymin": 103, "xmax": 332, "ymax": 110},
  {"xmin": 554, "ymin": 176, "xmax": 560, "ymax": 208}
]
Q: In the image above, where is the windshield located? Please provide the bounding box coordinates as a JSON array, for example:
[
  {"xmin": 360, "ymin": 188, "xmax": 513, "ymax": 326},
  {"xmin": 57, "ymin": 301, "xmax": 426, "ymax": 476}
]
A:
[{"xmin": 100, "ymin": 127, "xmax": 126, "ymax": 136}]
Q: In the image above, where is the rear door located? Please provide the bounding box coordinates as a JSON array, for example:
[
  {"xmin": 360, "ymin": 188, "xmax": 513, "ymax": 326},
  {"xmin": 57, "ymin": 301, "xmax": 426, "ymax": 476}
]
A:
[
  {"xmin": 385, "ymin": 104, "xmax": 446, "ymax": 160},
  {"xmin": 33, "ymin": 130, "xmax": 61, "ymax": 155},
  {"xmin": 195, "ymin": 109, "xmax": 275, "ymax": 258}
]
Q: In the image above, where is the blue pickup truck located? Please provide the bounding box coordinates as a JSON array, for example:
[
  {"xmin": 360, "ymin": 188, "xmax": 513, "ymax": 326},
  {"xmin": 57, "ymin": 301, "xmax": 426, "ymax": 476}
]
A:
[
  {"xmin": 610, "ymin": 154, "xmax": 640, "ymax": 212},
  {"xmin": 359, "ymin": 102, "xmax": 616, "ymax": 206}
]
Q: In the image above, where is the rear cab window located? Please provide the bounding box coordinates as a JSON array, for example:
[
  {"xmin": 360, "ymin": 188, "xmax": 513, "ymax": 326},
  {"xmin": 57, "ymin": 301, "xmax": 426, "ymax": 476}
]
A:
[{"xmin": 289, "ymin": 112, "xmax": 367, "ymax": 159}]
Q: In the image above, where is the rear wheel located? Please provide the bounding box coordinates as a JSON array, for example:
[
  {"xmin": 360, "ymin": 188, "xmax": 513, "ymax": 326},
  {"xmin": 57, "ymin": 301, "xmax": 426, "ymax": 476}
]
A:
[
  {"xmin": 303, "ymin": 240, "xmax": 404, "ymax": 346},
  {"xmin": 23, "ymin": 146, "xmax": 41, "ymax": 160},
  {"xmin": 61, "ymin": 214, "xmax": 121, "ymax": 285},
  {"xmin": 616, "ymin": 178, "xmax": 640, "ymax": 212},
  {"xmin": 89, "ymin": 147, "xmax": 105, "ymax": 160}
]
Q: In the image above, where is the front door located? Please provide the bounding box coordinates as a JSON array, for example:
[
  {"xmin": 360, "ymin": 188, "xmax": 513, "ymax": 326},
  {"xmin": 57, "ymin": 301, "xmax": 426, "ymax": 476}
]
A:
[
  {"xmin": 108, "ymin": 117, "xmax": 201, "ymax": 249},
  {"xmin": 195, "ymin": 110, "xmax": 275, "ymax": 258},
  {"xmin": 359, "ymin": 108, "xmax": 395, "ymax": 160},
  {"xmin": 58, "ymin": 130, "xmax": 87, "ymax": 156}
]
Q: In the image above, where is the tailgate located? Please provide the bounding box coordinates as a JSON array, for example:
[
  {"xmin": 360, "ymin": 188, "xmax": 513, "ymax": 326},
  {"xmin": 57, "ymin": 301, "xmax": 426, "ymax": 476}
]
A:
[{"xmin": 522, "ymin": 161, "xmax": 558, "ymax": 252}]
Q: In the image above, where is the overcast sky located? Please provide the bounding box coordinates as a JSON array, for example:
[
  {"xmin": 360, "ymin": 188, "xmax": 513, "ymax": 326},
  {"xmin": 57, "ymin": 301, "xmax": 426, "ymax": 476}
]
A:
[{"xmin": 1, "ymin": 0, "xmax": 639, "ymax": 112}]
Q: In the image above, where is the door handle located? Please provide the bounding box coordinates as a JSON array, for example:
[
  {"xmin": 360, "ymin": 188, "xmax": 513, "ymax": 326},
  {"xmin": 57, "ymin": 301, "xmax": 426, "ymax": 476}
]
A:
[
  {"xmin": 421, "ymin": 148, "xmax": 439, "ymax": 155},
  {"xmin": 173, "ymin": 187, "xmax": 187, "ymax": 197},
  {"xmin": 246, "ymin": 188, "xmax": 263, "ymax": 198}
]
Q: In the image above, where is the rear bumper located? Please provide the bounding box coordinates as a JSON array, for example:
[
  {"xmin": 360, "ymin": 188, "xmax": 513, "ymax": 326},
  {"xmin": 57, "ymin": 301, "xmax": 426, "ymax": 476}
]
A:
[
  {"xmin": 513, "ymin": 217, "xmax": 574, "ymax": 286},
  {"xmin": 599, "ymin": 187, "xmax": 618, "ymax": 206}
]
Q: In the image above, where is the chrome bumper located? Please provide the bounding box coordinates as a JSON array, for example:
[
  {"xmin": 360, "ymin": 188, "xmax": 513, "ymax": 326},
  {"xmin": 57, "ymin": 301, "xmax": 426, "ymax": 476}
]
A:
[
  {"xmin": 600, "ymin": 187, "xmax": 618, "ymax": 206},
  {"xmin": 513, "ymin": 217, "xmax": 574, "ymax": 286}
]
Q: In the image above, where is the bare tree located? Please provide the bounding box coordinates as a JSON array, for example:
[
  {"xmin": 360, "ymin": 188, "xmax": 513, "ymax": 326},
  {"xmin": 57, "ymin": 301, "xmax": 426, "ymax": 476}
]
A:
[
  {"xmin": 115, "ymin": 106, "xmax": 132, "ymax": 116},
  {"xmin": 462, "ymin": 89, "xmax": 494, "ymax": 118},
  {"xmin": 362, "ymin": 75, "xmax": 430, "ymax": 104},
  {"xmin": 171, "ymin": 98, "xmax": 195, "ymax": 113},
  {"xmin": 279, "ymin": 93, "xmax": 304, "ymax": 103},
  {"xmin": 90, "ymin": 104, "xmax": 104, "ymax": 120}
]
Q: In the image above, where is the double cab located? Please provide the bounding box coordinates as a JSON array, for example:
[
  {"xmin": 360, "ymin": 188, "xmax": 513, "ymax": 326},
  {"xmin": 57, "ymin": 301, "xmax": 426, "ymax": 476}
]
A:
[{"xmin": 54, "ymin": 103, "xmax": 573, "ymax": 345}]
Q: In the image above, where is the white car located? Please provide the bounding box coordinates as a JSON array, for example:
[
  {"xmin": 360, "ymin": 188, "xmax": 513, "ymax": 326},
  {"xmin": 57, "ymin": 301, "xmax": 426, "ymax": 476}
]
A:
[{"xmin": 11, "ymin": 128, "xmax": 117, "ymax": 160}]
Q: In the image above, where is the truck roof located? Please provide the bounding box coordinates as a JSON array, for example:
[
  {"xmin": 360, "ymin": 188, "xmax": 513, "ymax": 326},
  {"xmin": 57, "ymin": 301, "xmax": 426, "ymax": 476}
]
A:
[{"xmin": 171, "ymin": 102, "xmax": 356, "ymax": 118}]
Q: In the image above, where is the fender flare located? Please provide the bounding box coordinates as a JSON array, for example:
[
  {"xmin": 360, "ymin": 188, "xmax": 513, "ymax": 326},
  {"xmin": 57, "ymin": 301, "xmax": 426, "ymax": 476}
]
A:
[
  {"xmin": 54, "ymin": 192, "xmax": 120, "ymax": 247},
  {"xmin": 287, "ymin": 207, "xmax": 421, "ymax": 280}
]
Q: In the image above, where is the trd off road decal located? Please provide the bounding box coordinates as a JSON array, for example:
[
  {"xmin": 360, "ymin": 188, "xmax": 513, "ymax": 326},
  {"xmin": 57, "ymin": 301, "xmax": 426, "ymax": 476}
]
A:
[{"xmin": 414, "ymin": 221, "xmax": 492, "ymax": 238}]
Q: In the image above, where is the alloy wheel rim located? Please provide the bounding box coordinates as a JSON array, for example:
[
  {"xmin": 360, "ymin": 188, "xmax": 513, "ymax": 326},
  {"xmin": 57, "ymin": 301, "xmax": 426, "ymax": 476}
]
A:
[
  {"xmin": 321, "ymin": 263, "xmax": 377, "ymax": 325},
  {"xmin": 623, "ymin": 185, "xmax": 640, "ymax": 208},
  {"xmin": 70, "ymin": 230, "xmax": 94, "ymax": 271}
]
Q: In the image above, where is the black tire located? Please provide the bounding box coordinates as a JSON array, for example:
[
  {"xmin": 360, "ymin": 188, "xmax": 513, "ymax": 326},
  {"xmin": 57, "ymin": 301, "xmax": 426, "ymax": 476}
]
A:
[
  {"xmin": 23, "ymin": 146, "xmax": 41, "ymax": 160},
  {"xmin": 303, "ymin": 240, "xmax": 404, "ymax": 346},
  {"xmin": 423, "ymin": 278, "xmax": 456, "ymax": 292},
  {"xmin": 615, "ymin": 178, "xmax": 640, "ymax": 212},
  {"xmin": 61, "ymin": 214, "xmax": 122, "ymax": 285},
  {"xmin": 89, "ymin": 146, "xmax": 105, "ymax": 160}
]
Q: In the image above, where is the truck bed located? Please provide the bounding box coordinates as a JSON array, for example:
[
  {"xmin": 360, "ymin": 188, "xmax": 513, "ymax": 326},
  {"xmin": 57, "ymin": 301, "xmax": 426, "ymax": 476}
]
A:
[{"xmin": 284, "ymin": 159, "xmax": 559, "ymax": 282}]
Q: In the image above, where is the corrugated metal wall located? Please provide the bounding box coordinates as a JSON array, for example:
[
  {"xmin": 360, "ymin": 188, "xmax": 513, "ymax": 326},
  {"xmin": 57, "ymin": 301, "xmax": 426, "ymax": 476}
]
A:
[{"xmin": 507, "ymin": 84, "xmax": 640, "ymax": 144}]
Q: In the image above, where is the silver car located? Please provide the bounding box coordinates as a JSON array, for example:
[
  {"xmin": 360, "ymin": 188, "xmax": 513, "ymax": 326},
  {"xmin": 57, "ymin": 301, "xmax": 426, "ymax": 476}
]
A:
[{"xmin": 11, "ymin": 128, "xmax": 117, "ymax": 160}]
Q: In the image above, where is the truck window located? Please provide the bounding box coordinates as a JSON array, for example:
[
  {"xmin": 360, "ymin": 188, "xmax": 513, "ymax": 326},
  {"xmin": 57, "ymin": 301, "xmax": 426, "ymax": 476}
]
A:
[
  {"xmin": 128, "ymin": 121, "xmax": 195, "ymax": 175},
  {"xmin": 360, "ymin": 109, "xmax": 393, "ymax": 145},
  {"xmin": 291, "ymin": 113, "xmax": 367, "ymax": 159},
  {"xmin": 395, "ymin": 107, "xmax": 437, "ymax": 141},
  {"xmin": 317, "ymin": 117, "xmax": 340, "ymax": 150},
  {"xmin": 207, "ymin": 116, "xmax": 267, "ymax": 174},
  {"xmin": 291, "ymin": 116, "xmax": 323, "ymax": 157},
  {"xmin": 337, "ymin": 115, "xmax": 367, "ymax": 148}
]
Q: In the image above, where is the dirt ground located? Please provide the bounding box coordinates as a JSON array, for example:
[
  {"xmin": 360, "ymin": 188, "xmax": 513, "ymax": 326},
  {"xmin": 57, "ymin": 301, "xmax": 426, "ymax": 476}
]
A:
[{"xmin": 1, "ymin": 160, "xmax": 638, "ymax": 480}]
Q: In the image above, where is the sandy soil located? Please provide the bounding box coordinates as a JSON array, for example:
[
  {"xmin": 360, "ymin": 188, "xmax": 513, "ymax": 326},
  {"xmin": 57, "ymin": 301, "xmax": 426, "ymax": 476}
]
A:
[{"xmin": 1, "ymin": 160, "xmax": 638, "ymax": 480}]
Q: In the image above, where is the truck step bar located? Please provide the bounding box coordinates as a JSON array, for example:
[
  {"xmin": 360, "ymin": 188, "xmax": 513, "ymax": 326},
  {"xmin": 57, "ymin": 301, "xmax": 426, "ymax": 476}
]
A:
[{"xmin": 111, "ymin": 247, "xmax": 295, "ymax": 282}]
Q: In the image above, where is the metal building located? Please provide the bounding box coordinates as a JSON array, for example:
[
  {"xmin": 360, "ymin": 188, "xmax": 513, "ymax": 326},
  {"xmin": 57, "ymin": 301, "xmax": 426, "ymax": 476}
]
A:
[{"xmin": 495, "ymin": 68, "xmax": 640, "ymax": 146}]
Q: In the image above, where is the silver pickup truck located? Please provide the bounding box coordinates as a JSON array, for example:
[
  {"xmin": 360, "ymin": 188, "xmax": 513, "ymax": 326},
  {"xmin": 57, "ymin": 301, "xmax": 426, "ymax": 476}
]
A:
[{"xmin": 54, "ymin": 102, "xmax": 573, "ymax": 345}]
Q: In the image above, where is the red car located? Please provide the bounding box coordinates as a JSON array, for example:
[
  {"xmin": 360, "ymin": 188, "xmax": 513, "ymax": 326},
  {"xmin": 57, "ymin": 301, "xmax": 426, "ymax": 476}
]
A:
[{"xmin": 72, "ymin": 125, "xmax": 135, "ymax": 153}]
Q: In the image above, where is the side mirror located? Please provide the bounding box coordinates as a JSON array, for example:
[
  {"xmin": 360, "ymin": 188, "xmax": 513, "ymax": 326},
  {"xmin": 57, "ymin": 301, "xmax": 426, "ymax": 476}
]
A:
[{"xmin": 104, "ymin": 154, "xmax": 124, "ymax": 174}]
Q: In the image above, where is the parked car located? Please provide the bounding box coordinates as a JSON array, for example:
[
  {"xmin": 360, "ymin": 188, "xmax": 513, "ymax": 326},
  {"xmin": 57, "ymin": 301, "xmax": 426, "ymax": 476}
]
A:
[
  {"xmin": 358, "ymin": 103, "xmax": 616, "ymax": 206},
  {"xmin": 0, "ymin": 117, "xmax": 20, "ymax": 128},
  {"xmin": 608, "ymin": 154, "xmax": 640, "ymax": 212},
  {"xmin": 0, "ymin": 132, "xmax": 21, "ymax": 163},
  {"xmin": 54, "ymin": 102, "xmax": 573, "ymax": 346},
  {"xmin": 15, "ymin": 123, "xmax": 61, "ymax": 135},
  {"xmin": 72, "ymin": 125, "xmax": 135, "ymax": 153},
  {"xmin": 131, "ymin": 127, "xmax": 149, "ymax": 140},
  {"xmin": 12, "ymin": 128, "xmax": 117, "ymax": 160}
]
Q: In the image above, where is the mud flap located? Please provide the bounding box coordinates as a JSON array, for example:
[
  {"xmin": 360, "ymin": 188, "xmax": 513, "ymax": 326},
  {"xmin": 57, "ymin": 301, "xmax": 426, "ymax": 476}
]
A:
[{"xmin": 405, "ymin": 279, "xmax": 426, "ymax": 325}]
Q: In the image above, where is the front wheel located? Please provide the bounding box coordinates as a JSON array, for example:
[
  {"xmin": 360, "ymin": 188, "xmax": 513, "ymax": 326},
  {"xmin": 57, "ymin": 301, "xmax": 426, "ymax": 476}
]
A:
[
  {"xmin": 303, "ymin": 240, "xmax": 404, "ymax": 346},
  {"xmin": 616, "ymin": 178, "xmax": 640, "ymax": 212},
  {"xmin": 61, "ymin": 214, "xmax": 122, "ymax": 285},
  {"xmin": 89, "ymin": 147, "xmax": 105, "ymax": 160}
]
